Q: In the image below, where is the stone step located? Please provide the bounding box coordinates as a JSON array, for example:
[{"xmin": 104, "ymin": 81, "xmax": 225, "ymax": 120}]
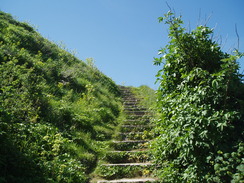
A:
[
  {"xmin": 125, "ymin": 115, "xmax": 151, "ymax": 120},
  {"xmin": 120, "ymin": 125, "xmax": 154, "ymax": 133},
  {"xmin": 121, "ymin": 125, "xmax": 153, "ymax": 128},
  {"xmin": 124, "ymin": 107, "xmax": 147, "ymax": 112},
  {"xmin": 123, "ymin": 108, "xmax": 146, "ymax": 113},
  {"xmin": 112, "ymin": 140, "xmax": 150, "ymax": 144},
  {"xmin": 121, "ymin": 93, "xmax": 134, "ymax": 96},
  {"xmin": 103, "ymin": 150, "xmax": 151, "ymax": 163},
  {"xmin": 123, "ymin": 98, "xmax": 140, "ymax": 101},
  {"xmin": 96, "ymin": 162, "xmax": 154, "ymax": 180},
  {"xmin": 123, "ymin": 103, "xmax": 139, "ymax": 107},
  {"xmin": 124, "ymin": 114, "xmax": 152, "ymax": 120},
  {"xmin": 97, "ymin": 178, "xmax": 158, "ymax": 183},
  {"xmin": 123, "ymin": 101, "xmax": 137, "ymax": 103},
  {"xmin": 124, "ymin": 111, "xmax": 149, "ymax": 116},
  {"xmin": 101, "ymin": 162, "xmax": 153, "ymax": 167},
  {"xmin": 123, "ymin": 119, "xmax": 150, "ymax": 125},
  {"xmin": 119, "ymin": 89, "xmax": 133, "ymax": 93},
  {"xmin": 123, "ymin": 105, "xmax": 140, "ymax": 109},
  {"xmin": 111, "ymin": 140, "xmax": 150, "ymax": 151},
  {"xmin": 115, "ymin": 132, "xmax": 152, "ymax": 141}
]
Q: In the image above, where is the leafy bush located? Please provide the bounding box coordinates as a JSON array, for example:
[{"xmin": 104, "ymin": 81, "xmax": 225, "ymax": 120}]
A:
[
  {"xmin": 0, "ymin": 11, "xmax": 121, "ymax": 182},
  {"xmin": 152, "ymin": 11, "xmax": 244, "ymax": 182}
]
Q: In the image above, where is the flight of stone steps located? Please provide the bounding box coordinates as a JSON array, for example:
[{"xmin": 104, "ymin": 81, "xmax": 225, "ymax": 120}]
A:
[{"xmin": 93, "ymin": 86, "xmax": 158, "ymax": 183}]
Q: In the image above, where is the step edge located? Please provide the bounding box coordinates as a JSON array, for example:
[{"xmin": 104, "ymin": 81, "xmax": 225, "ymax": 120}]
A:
[
  {"xmin": 101, "ymin": 162, "xmax": 153, "ymax": 166},
  {"xmin": 97, "ymin": 178, "xmax": 158, "ymax": 183}
]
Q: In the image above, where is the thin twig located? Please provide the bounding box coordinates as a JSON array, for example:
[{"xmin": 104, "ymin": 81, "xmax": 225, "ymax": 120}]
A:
[
  {"xmin": 204, "ymin": 12, "xmax": 212, "ymax": 26},
  {"xmin": 198, "ymin": 9, "xmax": 202, "ymax": 26},
  {"xmin": 166, "ymin": 2, "xmax": 172, "ymax": 12},
  {"xmin": 235, "ymin": 24, "xmax": 240, "ymax": 50}
]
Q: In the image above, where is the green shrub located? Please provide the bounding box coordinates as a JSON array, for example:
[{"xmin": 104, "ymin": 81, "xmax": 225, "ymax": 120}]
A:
[{"xmin": 152, "ymin": 11, "xmax": 244, "ymax": 182}]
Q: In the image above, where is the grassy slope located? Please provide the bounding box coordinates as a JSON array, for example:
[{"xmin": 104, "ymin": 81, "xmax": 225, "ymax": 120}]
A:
[
  {"xmin": 0, "ymin": 11, "xmax": 122, "ymax": 183},
  {"xmin": 131, "ymin": 85, "xmax": 157, "ymax": 110}
]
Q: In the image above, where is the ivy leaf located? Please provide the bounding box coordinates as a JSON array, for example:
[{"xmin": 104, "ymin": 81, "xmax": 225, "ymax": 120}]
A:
[
  {"xmin": 212, "ymin": 79, "xmax": 218, "ymax": 89},
  {"xmin": 153, "ymin": 57, "xmax": 162, "ymax": 66},
  {"xmin": 158, "ymin": 17, "xmax": 163, "ymax": 23}
]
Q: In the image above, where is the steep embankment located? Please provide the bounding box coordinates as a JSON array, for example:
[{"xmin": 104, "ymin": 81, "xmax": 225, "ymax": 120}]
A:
[{"xmin": 0, "ymin": 11, "xmax": 122, "ymax": 182}]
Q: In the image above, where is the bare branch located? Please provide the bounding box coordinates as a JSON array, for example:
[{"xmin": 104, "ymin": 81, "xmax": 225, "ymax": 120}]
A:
[
  {"xmin": 166, "ymin": 1, "xmax": 172, "ymax": 12},
  {"xmin": 204, "ymin": 12, "xmax": 212, "ymax": 26},
  {"xmin": 165, "ymin": 1, "xmax": 176, "ymax": 15},
  {"xmin": 198, "ymin": 9, "xmax": 202, "ymax": 26},
  {"xmin": 235, "ymin": 24, "xmax": 240, "ymax": 50}
]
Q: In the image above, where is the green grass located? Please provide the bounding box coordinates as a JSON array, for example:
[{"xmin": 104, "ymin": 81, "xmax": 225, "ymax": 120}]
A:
[
  {"xmin": 0, "ymin": 11, "xmax": 122, "ymax": 182},
  {"xmin": 130, "ymin": 85, "xmax": 157, "ymax": 111}
]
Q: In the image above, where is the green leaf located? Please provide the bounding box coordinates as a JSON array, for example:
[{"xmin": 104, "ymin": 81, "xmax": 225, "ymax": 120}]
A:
[
  {"xmin": 212, "ymin": 79, "xmax": 218, "ymax": 89},
  {"xmin": 158, "ymin": 17, "xmax": 163, "ymax": 22}
]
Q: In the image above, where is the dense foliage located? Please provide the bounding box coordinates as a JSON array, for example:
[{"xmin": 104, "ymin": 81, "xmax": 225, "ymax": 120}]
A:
[
  {"xmin": 152, "ymin": 12, "xmax": 244, "ymax": 182},
  {"xmin": 0, "ymin": 11, "xmax": 122, "ymax": 182}
]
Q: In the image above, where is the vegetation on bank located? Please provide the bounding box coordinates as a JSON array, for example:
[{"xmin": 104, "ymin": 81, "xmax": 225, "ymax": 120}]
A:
[
  {"xmin": 152, "ymin": 12, "xmax": 244, "ymax": 182},
  {"xmin": 131, "ymin": 85, "xmax": 157, "ymax": 111},
  {"xmin": 0, "ymin": 11, "xmax": 122, "ymax": 182}
]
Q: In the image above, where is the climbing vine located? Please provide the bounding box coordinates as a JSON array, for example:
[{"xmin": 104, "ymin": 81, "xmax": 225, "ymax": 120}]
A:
[{"xmin": 152, "ymin": 11, "xmax": 244, "ymax": 182}]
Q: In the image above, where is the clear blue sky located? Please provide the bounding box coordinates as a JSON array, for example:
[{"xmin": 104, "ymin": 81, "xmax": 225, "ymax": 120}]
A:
[{"xmin": 1, "ymin": 0, "xmax": 243, "ymax": 89}]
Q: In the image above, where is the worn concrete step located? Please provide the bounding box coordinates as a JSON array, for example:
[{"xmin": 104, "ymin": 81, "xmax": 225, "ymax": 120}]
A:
[
  {"xmin": 123, "ymin": 98, "xmax": 140, "ymax": 101},
  {"xmin": 101, "ymin": 162, "xmax": 153, "ymax": 167},
  {"xmin": 97, "ymin": 178, "xmax": 158, "ymax": 183},
  {"xmin": 115, "ymin": 132, "xmax": 152, "ymax": 141},
  {"xmin": 123, "ymin": 119, "xmax": 150, "ymax": 125},
  {"xmin": 125, "ymin": 115, "xmax": 152, "ymax": 120},
  {"xmin": 124, "ymin": 109, "xmax": 148, "ymax": 113},
  {"xmin": 120, "ymin": 125, "xmax": 154, "ymax": 133},
  {"xmin": 112, "ymin": 140, "xmax": 150, "ymax": 144},
  {"xmin": 123, "ymin": 103, "xmax": 142, "ymax": 108},
  {"xmin": 111, "ymin": 140, "xmax": 150, "ymax": 151},
  {"xmin": 124, "ymin": 107, "xmax": 147, "ymax": 112},
  {"xmin": 102, "ymin": 150, "xmax": 151, "ymax": 163},
  {"xmin": 122, "ymin": 124, "xmax": 150, "ymax": 127},
  {"xmin": 119, "ymin": 89, "xmax": 134, "ymax": 94},
  {"xmin": 121, "ymin": 93, "xmax": 134, "ymax": 97},
  {"xmin": 124, "ymin": 111, "xmax": 149, "ymax": 116},
  {"xmin": 96, "ymin": 162, "xmax": 154, "ymax": 180},
  {"xmin": 123, "ymin": 102, "xmax": 140, "ymax": 107},
  {"xmin": 123, "ymin": 100, "xmax": 139, "ymax": 103}
]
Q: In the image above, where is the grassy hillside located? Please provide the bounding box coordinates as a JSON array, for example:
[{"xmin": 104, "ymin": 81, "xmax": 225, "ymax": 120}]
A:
[{"xmin": 0, "ymin": 11, "xmax": 122, "ymax": 182}]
